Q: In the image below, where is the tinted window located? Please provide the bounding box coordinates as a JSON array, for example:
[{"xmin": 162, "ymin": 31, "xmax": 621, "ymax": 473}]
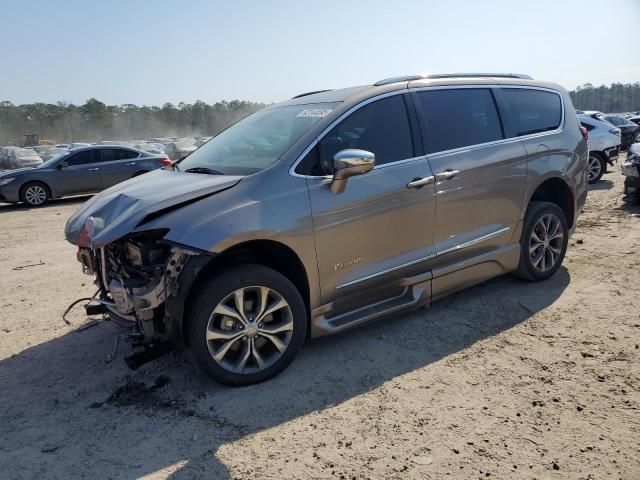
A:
[
  {"xmin": 100, "ymin": 149, "xmax": 138, "ymax": 162},
  {"xmin": 317, "ymin": 95, "xmax": 413, "ymax": 168},
  {"xmin": 67, "ymin": 150, "xmax": 99, "ymax": 165},
  {"xmin": 503, "ymin": 88, "xmax": 562, "ymax": 137},
  {"xmin": 606, "ymin": 116, "xmax": 624, "ymax": 126},
  {"xmin": 417, "ymin": 89, "xmax": 503, "ymax": 153},
  {"xmin": 296, "ymin": 145, "xmax": 326, "ymax": 176}
]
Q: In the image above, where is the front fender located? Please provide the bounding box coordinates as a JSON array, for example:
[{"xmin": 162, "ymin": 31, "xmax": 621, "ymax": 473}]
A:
[{"xmin": 144, "ymin": 169, "xmax": 321, "ymax": 308}]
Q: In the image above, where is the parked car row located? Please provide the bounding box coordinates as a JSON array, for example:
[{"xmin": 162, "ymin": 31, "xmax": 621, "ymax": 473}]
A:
[
  {"xmin": 575, "ymin": 110, "xmax": 640, "ymax": 184},
  {"xmin": 0, "ymin": 145, "xmax": 172, "ymax": 206},
  {"xmin": 0, "ymin": 135, "xmax": 213, "ymax": 171}
]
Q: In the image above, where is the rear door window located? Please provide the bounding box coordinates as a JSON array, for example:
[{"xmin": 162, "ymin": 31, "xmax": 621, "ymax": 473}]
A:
[
  {"xmin": 100, "ymin": 148, "xmax": 138, "ymax": 162},
  {"xmin": 502, "ymin": 88, "xmax": 562, "ymax": 137},
  {"xmin": 416, "ymin": 89, "xmax": 504, "ymax": 153}
]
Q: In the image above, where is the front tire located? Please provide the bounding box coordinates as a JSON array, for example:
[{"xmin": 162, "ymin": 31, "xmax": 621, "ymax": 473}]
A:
[
  {"xmin": 186, "ymin": 264, "xmax": 307, "ymax": 386},
  {"xmin": 514, "ymin": 201, "xmax": 568, "ymax": 282},
  {"xmin": 20, "ymin": 182, "xmax": 50, "ymax": 207}
]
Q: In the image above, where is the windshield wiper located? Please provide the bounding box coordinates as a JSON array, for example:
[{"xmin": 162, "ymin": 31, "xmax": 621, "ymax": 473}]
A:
[{"xmin": 184, "ymin": 166, "xmax": 224, "ymax": 175}]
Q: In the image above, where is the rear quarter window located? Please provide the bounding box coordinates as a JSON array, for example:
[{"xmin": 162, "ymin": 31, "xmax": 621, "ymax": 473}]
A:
[{"xmin": 502, "ymin": 88, "xmax": 562, "ymax": 137}]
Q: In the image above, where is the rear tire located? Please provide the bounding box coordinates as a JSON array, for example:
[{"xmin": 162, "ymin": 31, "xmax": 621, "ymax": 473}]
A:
[
  {"xmin": 587, "ymin": 152, "xmax": 605, "ymax": 184},
  {"xmin": 513, "ymin": 201, "xmax": 568, "ymax": 282},
  {"xmin": 20, "ymin": 182, "xmax": 50, "ymax": 207},
  {"xmin": 186, "ymin": 264, "xmax": 307, "ymax": 386}
]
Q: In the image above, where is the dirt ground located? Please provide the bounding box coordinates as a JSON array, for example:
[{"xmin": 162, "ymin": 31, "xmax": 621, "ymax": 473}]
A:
[{"xmin": 0, "ymin": 161, "xmax": 639, "ymax": 480}]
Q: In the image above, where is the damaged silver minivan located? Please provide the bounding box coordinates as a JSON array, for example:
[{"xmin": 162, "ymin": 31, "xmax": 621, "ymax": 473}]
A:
[{"xmin": 66, "ymin": 74, "xmax": 588, "ymax": 386}]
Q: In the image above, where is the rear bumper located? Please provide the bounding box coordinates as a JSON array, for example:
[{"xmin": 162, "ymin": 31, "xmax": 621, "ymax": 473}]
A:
[
  {"xmin": 621, "ymin": 161, "xmax": 640, "ymax": 179},
  {"xmin": 604, "ymin": 146, "xmax": 620, "ymax": 164},
  {"xmin": 624, "ymin": 176, "xmax": 640, "ymax": 196}
]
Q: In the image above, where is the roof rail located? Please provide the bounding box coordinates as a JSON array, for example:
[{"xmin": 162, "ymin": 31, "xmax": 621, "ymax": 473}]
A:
[
  {"xmin": 425, "ymin": 73, "xmax": 533, "ymax": 80},
  {"xmin": 373, "ymin": 73, "xmax": 533, "ymax": 87},
  {"xmin": 291, "ymin": 89, "xmax": 332, "ymax": 99},
  {"xmin": 373, "ymin": 75, "xmax": 424, "ymax": 86}
]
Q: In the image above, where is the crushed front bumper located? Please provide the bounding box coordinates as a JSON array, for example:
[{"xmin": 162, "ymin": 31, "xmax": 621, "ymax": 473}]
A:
[{"xmin": 75, "ymin": 235, "xmax": 206, "ymax": 346}]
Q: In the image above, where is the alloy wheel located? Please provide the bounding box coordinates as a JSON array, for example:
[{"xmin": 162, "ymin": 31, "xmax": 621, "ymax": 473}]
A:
[
  {"xmin": 24, "ymin": 185, "xmax": 47, "ymax": 205},
  {"xmin": 206, "ymin": 286, "xmax": 294, "ymax": 374},
  {"xmin": 587, "ymin": 155, "xmax": 602, "ymax": 183},
  {"xmin": 529, "ymin": 213, "xmax": 564, "ymax": 272}
]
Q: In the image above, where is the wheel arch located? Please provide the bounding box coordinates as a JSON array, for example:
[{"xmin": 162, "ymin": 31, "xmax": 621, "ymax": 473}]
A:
[
  {"xmin": 171, "ymin": 239, "xmax": 311, "ymax": 347},
  {"xmin": 526, "ymin": 177, "xmax": 574, "ymax": 228},
  {"xmin": 19, "ymin": 180, "xmax": 52, "ymax": 202}
]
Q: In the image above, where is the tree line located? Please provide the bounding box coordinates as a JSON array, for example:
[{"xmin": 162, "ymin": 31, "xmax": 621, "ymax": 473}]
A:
[
  {"xmin": 0, "ymin": 98, "xmax": 266, "ymax": 145},
  {"xmin": 569, "ymin": 82, "xmax": 640, "ymax": 113},
  {"xmin": 1, "ymin": 82, "xmax": 639, "ymax": 145}
]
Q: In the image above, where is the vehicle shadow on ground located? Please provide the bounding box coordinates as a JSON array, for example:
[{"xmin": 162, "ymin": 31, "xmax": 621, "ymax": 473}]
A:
[
  {"xmin": 0, "ymin": 268, "xmax": 570, "ymax": 479},
  {"xmin": 589, "ymin": 179, "xmax": 614, "ymax": 191},
  {"xmin": 0, "ymin": 195, "xmax": 92, "ymax": 213},
  {"xmin": 613, "ymin": 196, "xmax": 640, "ymax": 214}
]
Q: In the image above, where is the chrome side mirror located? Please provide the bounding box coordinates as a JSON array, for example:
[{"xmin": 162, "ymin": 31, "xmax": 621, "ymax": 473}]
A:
[{"xmin": 330, "ymin": 149, "xmax": 375, "ymax": 194}]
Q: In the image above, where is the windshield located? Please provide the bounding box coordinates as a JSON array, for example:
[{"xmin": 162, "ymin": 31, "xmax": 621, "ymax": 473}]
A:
[
  {"xmin": 178, "ymin": 103, "xmax": 337, "ymax": 175},
  {"xmin": 38, "ymin": 152, "xmax": 69, "ymax": 169}
]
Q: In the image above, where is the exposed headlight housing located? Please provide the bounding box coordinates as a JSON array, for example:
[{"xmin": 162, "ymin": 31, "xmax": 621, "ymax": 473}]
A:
[
  {"xmin": 0, "ymin": 177, "xmax": 15, "ymax": 185},
  {"xmin": 85, "ymin": 216, "xmax": 104, "ymax": 238},
  {"xmin": 76, "ymin": 215, "xmax": 105, "ymax": 248}
]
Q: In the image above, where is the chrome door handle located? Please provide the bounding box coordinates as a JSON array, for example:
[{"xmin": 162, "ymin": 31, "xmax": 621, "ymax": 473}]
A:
[
  {"xmin": 435, "ymin": 169, "xmax": 460, "ymax": 181},
  {"xmin": 88, "ymin": 168, "xmax": 99, "ymax": 171},
  {"xmin": 406, "ymin": 176, "xmax": 435, "ymax": 189},
  {"xmin": 125, "ymin": 162, "xmax": 135, "ymax": 166}
]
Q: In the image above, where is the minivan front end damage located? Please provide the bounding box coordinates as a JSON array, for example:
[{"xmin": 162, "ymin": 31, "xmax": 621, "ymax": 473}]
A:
[
  {"xmin": 63, "ymin": 170, "xmax": 243, "ymax": 366},
  {"xmin": 75, "ymin": 230, "xmax": 210, "ymax": 367}
]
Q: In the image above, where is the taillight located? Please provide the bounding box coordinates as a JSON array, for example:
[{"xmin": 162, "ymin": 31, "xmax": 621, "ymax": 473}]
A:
[
  {"xmin": 580, "ymin": 126, "xmax": 588, "ymax": 141},
  {"xmin": 157, "ymin": 156, "xmax": 172, "ymax": 166}
]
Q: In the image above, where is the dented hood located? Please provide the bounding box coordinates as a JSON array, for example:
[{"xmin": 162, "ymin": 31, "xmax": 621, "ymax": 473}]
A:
[{"xmin": 65, "ymin": 168, "xmax": 242, "ymax": 248}]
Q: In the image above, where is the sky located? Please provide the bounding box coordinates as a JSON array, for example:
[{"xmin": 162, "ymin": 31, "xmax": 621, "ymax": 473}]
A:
[{"xmin": 1, "ymin": 0, "xmax": 639, "ymax": 106}]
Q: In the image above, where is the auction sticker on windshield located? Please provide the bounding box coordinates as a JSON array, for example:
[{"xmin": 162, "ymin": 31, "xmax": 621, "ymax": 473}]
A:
[{"xmin": 296, "ymin": 108, "xmax": 332, "ymax": 118}]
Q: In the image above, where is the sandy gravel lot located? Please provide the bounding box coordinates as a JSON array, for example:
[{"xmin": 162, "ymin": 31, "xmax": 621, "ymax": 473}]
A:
[{"xmin": 1, "ymin": 163, "xmax": 639, "ymax": 480}]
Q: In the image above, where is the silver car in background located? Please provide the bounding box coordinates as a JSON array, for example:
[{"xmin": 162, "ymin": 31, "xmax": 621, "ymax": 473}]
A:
[
  {"xmin": 165, "ymin": 139, "xmax": 197, "ymax": 160},
  {"xmin": 41, "ymin": 147, "xmax": 70, "ymax": 161},
  {"xmin": 133, "ymin": 142, "xmax": 167, "ymax": 154},
  {"xmin": 1, "ymin": 148, "xmax": 42, "ymax": 170},
  {"xmin": 65, "ymin": 73, "xmax": 587, "ymax": 386},
  {"xmin": 578, "ymin": 114, "xmax": 622, "ymax": 183}
]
